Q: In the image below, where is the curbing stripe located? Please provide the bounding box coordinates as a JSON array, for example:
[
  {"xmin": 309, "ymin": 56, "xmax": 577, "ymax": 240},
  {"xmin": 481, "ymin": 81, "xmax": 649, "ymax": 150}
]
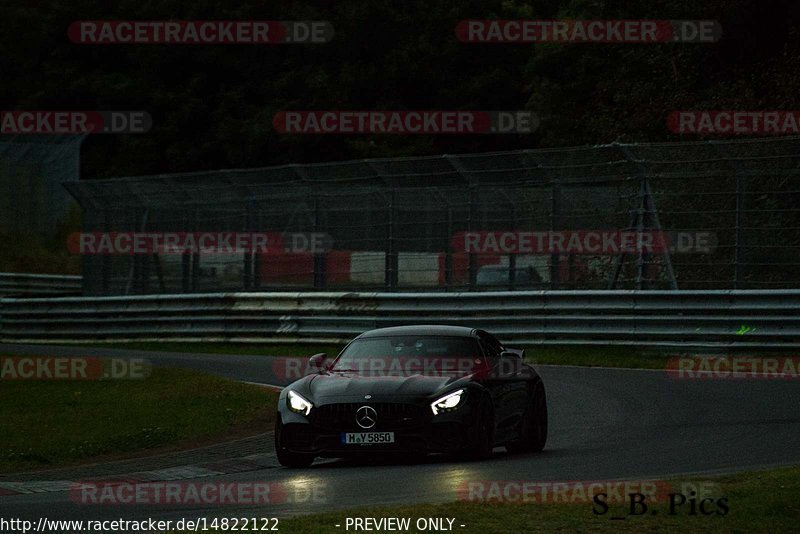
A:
[{"xmin": 0, "ymin": 454, "xmax": 276, "ymax": 497}]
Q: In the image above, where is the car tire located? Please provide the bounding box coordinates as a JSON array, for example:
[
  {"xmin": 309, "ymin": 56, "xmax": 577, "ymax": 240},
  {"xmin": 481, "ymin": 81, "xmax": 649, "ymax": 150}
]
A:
[
  {"xmin": 463, "ymin": 395, "xmax": 494, "ymax": 461},
  {"xmin": 507, "ymin": 382, "xmax": 548, "ymax": 454},
  {"xmin": 275, "ymin": 419, "xmax": 315, "ymax": 468}
]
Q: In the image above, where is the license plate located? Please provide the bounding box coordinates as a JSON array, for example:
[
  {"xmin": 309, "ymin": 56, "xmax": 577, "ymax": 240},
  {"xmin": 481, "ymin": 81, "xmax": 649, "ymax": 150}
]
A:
[{"xmin": 341, "ymin": 432, "xmax": 395, "ymax": 445}]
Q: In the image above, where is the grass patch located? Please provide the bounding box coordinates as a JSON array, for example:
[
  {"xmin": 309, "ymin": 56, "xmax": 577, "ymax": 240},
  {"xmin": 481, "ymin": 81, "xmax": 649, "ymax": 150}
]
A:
[
  {"xmin": 75, "ymin": 342, "xmax": 669, "ymax": 369},
  {"xmin": 75, "ymin": 342, "xmax": 345, "ymax": 358},
  {"xmin": 523, "ymin": 346, "xmax": 800, "ymax": 370},
  {"xmin": 524, "ymin": 346, "xmax": 671, "ymax": 369},
  {"xmin": 0, "ymin": 366, "xmax": 278, "ymax": 473},
  {"xmin": 67, "ymin": 342, "xmax": 800, "ymax": 371},
  {"xmin": 275, "ymin": 464, "xmax": 800, "ymax": 533}
]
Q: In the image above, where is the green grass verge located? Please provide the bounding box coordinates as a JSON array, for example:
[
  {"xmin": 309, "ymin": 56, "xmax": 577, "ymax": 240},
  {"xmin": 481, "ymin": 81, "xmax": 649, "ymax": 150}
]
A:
[
  {"xmin": 275, "ymin": 465, "xmax": 800, "ymax": 533},
  {"xmin": 75, "ymin": 342, "xmax": 669, "ymax": 369},
  {"xmin": 65, "ymin": 342, "xmax": 800, "ymax": 371},
  {"xmin": 76, "ymin": 342, "xmax": 346, "ymax": 358},
  {"xmin": 526, "ymin": 346, "xmax": 671, "ymax": 369},
  {"xmin": 0, "ymin": 366, "xmax": 278, "ymax": 473}
]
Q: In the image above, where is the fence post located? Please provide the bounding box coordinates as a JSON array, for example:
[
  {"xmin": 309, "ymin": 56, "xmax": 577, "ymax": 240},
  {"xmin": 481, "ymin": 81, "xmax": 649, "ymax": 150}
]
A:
[
  {"xmin": 125, "ymin": 208, "xmax": 148, "ymax": 295},
  {"xmin": 191, "ymin": 208, "xmax": 200, "ymax": 292},
  {"xmin": 509, "ymin": 197, "xmax": 518, "ymax": 290},
  {"xmin": 243, "ymin": 203, "xmax": 253, "ymax": 290},
  {"xmin": 313, "ymin": 195, "xmax": 326, "ymax": 289},
  {"xmin": 385, "ymin": 190, "xmax": 398, "ymax": 290},
  {"xmin": 734, "ymin": 175, "xmax": 745, "ymax": 289},
  {"xmin": 550, "ymin": 180, "xmax": 561, "ymax": 289},
  {"xmin": 253, "ymin": 207, "xmax": 262, "ymax": 289},
  {"xmin": 181, "ymin": 211, "xmax": 191, "ymax": 293},
  {"xmin": 101, "ymin": 209, "xmax": 112, "ymax": 295},
  {"xmin": 709, "ymin": 141, "xmax": 746, "ymax": 289},
  {"xmin": 468, "ymin": 186, "xmax": 477, "ymax": 290},
  {"xmin": 614, "ymin": 144, "xmax": 677, "ymax": 290},
  {"xmin": 445, "ymin": 207, "xmax": 453, "ymax": 290}
]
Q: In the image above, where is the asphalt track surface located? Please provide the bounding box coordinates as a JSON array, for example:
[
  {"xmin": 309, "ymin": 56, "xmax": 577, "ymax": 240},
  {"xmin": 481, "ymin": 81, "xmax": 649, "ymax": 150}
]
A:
[{"xmin": 2, "ymin": 343, "xmax": 800, "ymax": 531}]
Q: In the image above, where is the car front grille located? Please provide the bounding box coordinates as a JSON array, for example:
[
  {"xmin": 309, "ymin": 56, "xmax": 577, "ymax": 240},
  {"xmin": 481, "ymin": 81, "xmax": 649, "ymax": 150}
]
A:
[{"xmin": 312, "ymin": 402, "xmax": 428, "ymax": 431}]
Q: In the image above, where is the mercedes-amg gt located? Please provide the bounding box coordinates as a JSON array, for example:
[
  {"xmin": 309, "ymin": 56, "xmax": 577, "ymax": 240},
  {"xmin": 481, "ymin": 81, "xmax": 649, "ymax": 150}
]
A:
[{"xmin": 274, "ymin": 325, "xmax": 547, "ymax": 467}]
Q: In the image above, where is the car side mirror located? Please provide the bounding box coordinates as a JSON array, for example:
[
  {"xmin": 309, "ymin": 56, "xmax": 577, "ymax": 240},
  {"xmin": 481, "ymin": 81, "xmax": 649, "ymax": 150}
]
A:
[
  {"xmin": 309, "ymin": 353, "xmax": 328, "ymax": 372},
  {"xmin": 500, "ymin": 349, "xmax": 523, "ymax": 360},
  {"xmin": 497, "ymin": 350, "xmax": 523, "ymax": 378}
]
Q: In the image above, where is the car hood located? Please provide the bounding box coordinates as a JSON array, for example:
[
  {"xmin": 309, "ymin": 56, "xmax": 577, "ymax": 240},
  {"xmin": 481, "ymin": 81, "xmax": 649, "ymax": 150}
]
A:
[{"xmin": 307, "ymin": 371, "xmax": 468, "ymax": 400}]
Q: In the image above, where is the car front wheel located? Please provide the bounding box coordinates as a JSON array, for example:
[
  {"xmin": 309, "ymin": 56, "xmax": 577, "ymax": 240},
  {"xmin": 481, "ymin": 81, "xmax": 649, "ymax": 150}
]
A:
[
  {"xmin": 507, "ymin": 382, "xmax": 548, "ymax": 454},
  {"xmin": 462, "ymin": 395, "xmax": 495, "ymax": 460},
  {"xmin": 275, "ymin": 419, "xmax": 315, "ymax": 468}
]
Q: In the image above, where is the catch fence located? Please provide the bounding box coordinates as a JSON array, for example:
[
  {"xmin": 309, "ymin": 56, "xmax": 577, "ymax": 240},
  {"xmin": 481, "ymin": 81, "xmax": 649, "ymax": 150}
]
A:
[{"xmin": 65, "ymin": 137, "xmax": 800, "ymax": 295}]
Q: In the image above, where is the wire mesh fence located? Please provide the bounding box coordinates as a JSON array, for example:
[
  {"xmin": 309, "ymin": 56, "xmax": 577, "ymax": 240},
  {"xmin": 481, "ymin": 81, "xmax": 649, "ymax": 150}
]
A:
[{"xmin": 65, "ymin": 137, "xmax": 800, "ymax": 295}]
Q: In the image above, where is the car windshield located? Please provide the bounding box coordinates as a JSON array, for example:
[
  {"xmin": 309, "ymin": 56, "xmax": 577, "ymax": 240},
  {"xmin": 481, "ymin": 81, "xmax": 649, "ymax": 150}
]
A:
[{"xmin": 330, "ymin": 336, "xmax": 485, "ymax": 376}]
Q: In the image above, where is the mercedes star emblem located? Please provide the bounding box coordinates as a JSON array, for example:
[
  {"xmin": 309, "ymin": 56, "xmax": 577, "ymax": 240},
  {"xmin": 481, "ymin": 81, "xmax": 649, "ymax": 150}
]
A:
[{"xmin": 356, "ymin": 405, "xmax": 377, "ymax": 429}]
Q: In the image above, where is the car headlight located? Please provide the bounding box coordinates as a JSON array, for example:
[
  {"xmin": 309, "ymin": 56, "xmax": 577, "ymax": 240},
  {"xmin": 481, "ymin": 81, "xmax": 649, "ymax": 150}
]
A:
[
  {"xmin": 287, "ymin": 390, "xmax": 313, "ymax": 415},
  {"xmin": 431, "ymin": 389, "xmax": 465, "ymax": 415}
]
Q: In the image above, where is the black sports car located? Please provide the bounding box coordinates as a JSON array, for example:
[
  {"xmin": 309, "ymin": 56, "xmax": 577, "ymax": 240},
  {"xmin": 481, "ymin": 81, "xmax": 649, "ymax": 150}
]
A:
[{"xmin": 275, "ymin": 325, "xmax": 547, "ymax": 467}]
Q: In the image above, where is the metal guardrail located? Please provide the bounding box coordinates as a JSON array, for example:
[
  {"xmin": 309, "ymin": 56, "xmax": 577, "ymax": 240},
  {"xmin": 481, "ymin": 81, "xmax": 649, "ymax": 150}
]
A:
[
  {"xmin": 1, "ymin": 290, "xmax": 798, "ymax": 348},
  {"xmin": 0, "ymin": 273, "xmax": 82, "ymax": 297}
]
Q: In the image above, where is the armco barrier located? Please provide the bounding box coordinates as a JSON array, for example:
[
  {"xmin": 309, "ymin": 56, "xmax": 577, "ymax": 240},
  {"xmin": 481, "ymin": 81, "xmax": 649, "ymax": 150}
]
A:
[
  {"xmin": 0, "ymin": 273, "xmax": 82, "ymax": 297},
  {"xmin": 0, "ymin": 290, "xmax": 798, "ymax": 348}
]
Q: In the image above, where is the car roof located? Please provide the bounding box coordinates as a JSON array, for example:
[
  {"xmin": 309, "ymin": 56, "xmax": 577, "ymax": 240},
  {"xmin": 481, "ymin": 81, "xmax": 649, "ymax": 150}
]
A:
[{"xmin": 355, "ymin": 325, "xmax": 479, "ymax": 339}]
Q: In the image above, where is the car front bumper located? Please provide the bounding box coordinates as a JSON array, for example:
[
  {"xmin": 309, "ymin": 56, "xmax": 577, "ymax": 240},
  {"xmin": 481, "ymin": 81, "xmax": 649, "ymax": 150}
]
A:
[{"xmin": 277, "ymin": 401, "xmax": 476, "ymax": 456}]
